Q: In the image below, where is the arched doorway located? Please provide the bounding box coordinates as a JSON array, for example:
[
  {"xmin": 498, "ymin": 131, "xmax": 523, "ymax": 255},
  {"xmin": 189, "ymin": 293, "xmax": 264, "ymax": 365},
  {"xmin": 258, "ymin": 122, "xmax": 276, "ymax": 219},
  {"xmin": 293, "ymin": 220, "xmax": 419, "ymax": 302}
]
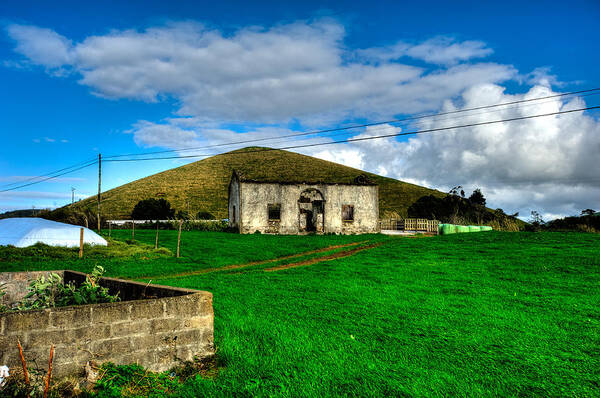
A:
[{"xmin": 298, "ymin": 188, "xmax": 325, "ymax": 233}]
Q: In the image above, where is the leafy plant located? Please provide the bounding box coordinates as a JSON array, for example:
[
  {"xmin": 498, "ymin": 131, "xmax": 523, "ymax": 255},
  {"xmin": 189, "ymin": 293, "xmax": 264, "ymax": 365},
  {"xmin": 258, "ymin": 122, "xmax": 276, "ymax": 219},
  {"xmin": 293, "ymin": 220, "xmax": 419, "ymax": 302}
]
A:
[
  {"xmin": 131, "ymin": 198, "xmax": 175, "ymax": 221},
  {"xmin": 176, "ymin": 210, "xmax": 191, "ymax": 220},
  {"xmin": 18, "ymin": 272, "xmax": 63, "ymax": 311},
  {"xmin": 196, "ymin": 211, "xmax": 215, "ymax": 220},
  {"xmin": 16, "ymin": 266, "xmax": 119, "ymax": 311},
  {"xmin": 0, "ymin": 282, "xmax": 7, "ymax": 313}
]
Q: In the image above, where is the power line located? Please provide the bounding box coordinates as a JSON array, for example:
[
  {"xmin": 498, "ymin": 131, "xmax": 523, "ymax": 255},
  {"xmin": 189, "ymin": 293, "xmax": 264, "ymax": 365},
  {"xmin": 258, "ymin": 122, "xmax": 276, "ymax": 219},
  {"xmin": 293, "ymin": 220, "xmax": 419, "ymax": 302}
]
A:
[
  {"xmin": 0, "ymin": 160, "xmax": 98, "ymax": 193},
  {"xmin": 103, "ymin": 87, "xmax": 600, "ymax": 159},
  {"xmin": 3, "ymin": 92, "xmax": 598, "ymax": 194},
  {"xmin": 103, "ymin": 105, "xmax": 600, "ymax": 162},
  {"xmin": 163, "ymin": 92, "xmax": 599, "ymax": 155},
  {"xmin": 0, "ymin": 156, "xmax": 98, "ymax": 189}
]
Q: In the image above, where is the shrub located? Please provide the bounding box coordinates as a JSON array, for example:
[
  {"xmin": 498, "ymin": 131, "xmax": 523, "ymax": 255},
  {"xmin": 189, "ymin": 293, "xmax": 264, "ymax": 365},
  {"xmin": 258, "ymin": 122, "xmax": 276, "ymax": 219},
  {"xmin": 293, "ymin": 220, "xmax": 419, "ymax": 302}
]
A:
[
  {"xmin": 196, "ymin": 211, "xmax": 215, "ymax": 220},
  {"xmin": 131, "ymin": 198, "xmax": 175, "ymax": 220},
  {"xmin": 170, "ymin": 220, "xmax": 232, "ymax": 232},
  {"xmin": 176, "ymin": 210, "xmax": 191, "ymax": 220},
  {"xmin": 11, "ymin": 266, "xmax": 120, "ymax": 312}
]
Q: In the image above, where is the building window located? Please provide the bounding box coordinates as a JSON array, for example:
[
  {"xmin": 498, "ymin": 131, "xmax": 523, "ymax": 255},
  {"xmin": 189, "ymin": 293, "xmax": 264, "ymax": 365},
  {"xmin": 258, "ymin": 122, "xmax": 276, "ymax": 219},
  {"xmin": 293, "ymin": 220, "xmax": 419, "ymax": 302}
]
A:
[
  {"xmin": 232, "ymin": 205, "xmax": 236, "ymax": 223},
  {"xmin": 268, "ymin": 204, "xmax": 281, "ymax": 221},
  {"xmin": 342, "ymin": 205, "xmax": 354, "ymax": 222}
]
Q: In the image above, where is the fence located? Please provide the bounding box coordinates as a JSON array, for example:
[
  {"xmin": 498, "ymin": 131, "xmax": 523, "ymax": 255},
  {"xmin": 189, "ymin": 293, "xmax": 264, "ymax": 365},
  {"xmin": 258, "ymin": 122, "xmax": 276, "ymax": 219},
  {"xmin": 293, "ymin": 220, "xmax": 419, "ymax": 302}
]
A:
[{"xmin": 379, "ymin": 218, "xmax": 439, "ymax": 234}]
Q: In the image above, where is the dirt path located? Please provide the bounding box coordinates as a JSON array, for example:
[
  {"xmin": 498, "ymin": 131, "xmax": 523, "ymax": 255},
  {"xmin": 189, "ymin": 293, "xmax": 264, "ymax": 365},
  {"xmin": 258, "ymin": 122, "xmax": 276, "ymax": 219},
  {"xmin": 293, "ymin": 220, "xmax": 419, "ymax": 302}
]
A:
[
  {"xmin": 142, "ymin": 241, "xmax": 367, "ymax": 280},
  {"xmin": 264, "ymin": 242, "xmax": 384, "ymax": 272}
]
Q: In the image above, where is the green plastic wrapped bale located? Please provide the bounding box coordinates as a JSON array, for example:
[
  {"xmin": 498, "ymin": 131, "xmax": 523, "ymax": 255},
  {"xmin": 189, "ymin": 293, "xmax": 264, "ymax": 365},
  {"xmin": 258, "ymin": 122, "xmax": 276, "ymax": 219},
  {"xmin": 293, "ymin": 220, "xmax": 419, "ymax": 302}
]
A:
[
  {"xmin": 440, "ymin": 224, "xmax": 457, "ymax": 235},
  {"xmin": 468, "ymin": 226, "xmax": 481, "ymax": 232},
  {"xmin": 481, "ymin": 226, "xmax": 493, "ymax": 231},
  {"xmin": 456, "ymin": 225, "xmax": 470, "ymax": 233}
]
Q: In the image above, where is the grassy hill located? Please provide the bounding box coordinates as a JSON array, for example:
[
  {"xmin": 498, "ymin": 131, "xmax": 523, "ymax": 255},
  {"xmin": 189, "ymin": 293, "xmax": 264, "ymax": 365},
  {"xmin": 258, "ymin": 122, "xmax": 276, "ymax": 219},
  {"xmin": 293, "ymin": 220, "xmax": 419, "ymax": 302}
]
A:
[{"xmin": 63, "ymin": 147, "xmax": 444, "ymax": 220}]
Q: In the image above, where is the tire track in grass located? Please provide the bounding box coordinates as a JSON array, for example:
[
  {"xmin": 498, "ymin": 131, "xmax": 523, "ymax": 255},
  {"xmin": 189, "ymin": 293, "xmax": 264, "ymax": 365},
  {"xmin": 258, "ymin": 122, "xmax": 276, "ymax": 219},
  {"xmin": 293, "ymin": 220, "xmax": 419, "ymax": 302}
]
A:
[
  {"xmin": 264, "ymin": 242, "xmax": 385, "ymax": 272},
  {"xmin": 140, "ymin": 241, "xmax": 368, "ymax": 280}
]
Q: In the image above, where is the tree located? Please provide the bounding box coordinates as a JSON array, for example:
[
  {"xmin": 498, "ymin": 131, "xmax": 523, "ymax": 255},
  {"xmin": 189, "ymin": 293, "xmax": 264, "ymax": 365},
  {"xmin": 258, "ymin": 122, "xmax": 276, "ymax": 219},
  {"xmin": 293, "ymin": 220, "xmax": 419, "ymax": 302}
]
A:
[
  {"xmin": 530, "ymin": 210, "xmax": 544, "ymax": 225},
  {"xmin": 581, "ymin": 209, "xmax": 596, "ymax": 216},
  {"xmin": 131, "ymin": 198, "xmax": 175, "ymax": 220},
  {"xmin": 197, "ymin": 211, "xmax": 215, "ymax": 220},
  {"xmin": 469, "ymin": 189, "xmax": 486, "ymax": 206},
  {"xmin": 176, "ymin": 210, "xmax": 191, "ymax": 220}
]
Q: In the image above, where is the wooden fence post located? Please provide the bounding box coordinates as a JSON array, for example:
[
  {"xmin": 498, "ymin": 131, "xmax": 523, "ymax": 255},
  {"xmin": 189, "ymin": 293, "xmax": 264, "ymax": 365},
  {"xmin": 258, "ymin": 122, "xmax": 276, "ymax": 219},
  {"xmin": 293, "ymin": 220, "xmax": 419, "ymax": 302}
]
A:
[
  {"xmin": 132, "ymin": 220, "xmax": 135, "ymax": 240},
  {"xmin": 108, "ymin": 221, "xmax": 112, "ymax": 237},
  {"xmin": 79, "ymin": 227, "xmax": 84, "ymax": 258},
  {"xmin": 177, "ymin": 220, "xmax": 183, "ymax": 258}
]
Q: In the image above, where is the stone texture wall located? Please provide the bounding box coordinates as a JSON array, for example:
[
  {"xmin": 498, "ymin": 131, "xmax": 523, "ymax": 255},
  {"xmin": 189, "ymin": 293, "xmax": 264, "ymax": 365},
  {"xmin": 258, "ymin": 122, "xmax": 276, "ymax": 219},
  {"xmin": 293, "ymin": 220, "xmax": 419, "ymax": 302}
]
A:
[
  {"xmin": 228, "ymin": 176, "xmax": 241, "ymax": 231},
  {"xmin": 0, "ymin": 271, "xmax": 213, "ymax": 378},
  {"xmin": 236, "ymin": 183, "xmax": 379, "ymax": 234}
]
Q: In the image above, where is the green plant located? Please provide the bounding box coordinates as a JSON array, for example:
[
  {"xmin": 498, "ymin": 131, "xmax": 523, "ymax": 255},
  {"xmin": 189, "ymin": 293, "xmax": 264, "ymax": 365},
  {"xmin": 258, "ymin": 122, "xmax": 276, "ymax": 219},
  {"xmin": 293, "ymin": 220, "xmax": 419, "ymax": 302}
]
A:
[
  {"xmin": 93, "ymin": 363, "xmax": 182, "ymax": 397},
  {"xmin": 16, "ymin": 266, "xmax": 119, "ymax": 311},
  {"xmin": 131, "ymin": 198, "xmax": 175, "ymax": 221},
  {"xmin": 61, "ymin": 265, "xmax": 120, "ymax": 306},
  {"xmin": 196, "ymin": 211, "xmax": 215, "ymax": 220},
  {"xmin": 0, "ymin": 282, "xmax": 7, "ymax": 313},
  {"xmin": 176, "ymin": 210, "xmax": 191, "ymax": 220},
  {"xmin": 18, "ymin": 272, "xmax": 63, "ymax": 311}
]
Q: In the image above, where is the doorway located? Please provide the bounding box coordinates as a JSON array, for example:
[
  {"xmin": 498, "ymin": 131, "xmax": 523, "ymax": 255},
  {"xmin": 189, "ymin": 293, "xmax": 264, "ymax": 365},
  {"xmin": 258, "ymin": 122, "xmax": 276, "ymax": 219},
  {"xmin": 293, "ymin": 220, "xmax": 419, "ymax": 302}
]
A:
[{"xmin": 298, "ymin": 188, "xmax": 324, "ymax": 233}]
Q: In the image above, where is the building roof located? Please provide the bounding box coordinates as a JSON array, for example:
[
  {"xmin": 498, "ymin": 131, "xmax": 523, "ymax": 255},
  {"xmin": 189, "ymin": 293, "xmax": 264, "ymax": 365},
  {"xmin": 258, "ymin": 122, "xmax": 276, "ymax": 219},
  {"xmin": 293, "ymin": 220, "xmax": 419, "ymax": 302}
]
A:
[{"xmin": 232, "ymin": 169, "xmax": 377, "ymax": 186}]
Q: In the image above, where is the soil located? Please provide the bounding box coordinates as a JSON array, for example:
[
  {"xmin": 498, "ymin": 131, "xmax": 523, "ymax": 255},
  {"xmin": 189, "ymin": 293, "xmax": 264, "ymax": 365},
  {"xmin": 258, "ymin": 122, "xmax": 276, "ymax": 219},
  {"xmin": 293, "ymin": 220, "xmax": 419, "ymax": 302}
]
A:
[{"xmin": 264, "ymin": 242, "xmax": 384, "ymax": 272}]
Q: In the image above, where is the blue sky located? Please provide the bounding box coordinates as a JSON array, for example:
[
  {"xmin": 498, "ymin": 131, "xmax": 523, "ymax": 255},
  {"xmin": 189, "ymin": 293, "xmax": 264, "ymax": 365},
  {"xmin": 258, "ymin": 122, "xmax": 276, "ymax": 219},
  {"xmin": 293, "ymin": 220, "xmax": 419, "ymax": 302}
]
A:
[{"xmin": 0, "ymin": 1, "xmax": 599, "ymax": 218}]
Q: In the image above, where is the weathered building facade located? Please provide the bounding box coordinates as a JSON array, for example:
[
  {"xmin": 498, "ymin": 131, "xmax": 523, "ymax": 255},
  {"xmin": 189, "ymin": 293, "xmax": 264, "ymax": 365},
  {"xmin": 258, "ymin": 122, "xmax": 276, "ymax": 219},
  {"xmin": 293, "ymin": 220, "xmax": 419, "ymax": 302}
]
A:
[{"xmin": 228, "ymin": 171, "xmax": 379, "ymax": 234}]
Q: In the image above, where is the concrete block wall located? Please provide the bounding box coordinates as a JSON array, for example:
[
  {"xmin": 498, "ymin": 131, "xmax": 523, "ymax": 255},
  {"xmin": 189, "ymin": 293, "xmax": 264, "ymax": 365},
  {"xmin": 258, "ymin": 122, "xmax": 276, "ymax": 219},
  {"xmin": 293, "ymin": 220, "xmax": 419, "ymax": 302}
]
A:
[{"xmin": 0, "ymin": 271, "xmax": 214, "ymax": 378}]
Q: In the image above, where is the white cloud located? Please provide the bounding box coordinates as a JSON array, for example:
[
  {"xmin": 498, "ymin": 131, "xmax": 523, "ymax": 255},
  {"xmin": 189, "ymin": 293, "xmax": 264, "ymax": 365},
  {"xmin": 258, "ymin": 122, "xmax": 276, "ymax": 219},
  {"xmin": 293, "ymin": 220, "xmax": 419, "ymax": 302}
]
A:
[
  {"xmin": 6, "ymin": 20, "xmax": 514, "ymax": 124},
  {"xmin": 127, "ymin": 120, "xmax": 199, "ymax": 149},
  {"xmin": 302, "ymin": 84, "xmax": 600, "ymax": 218},
  {"xmin": 6, "ymin": 25, "xmax": 74, "ymax": 68},
  {"xmin": 357, "ymin": 37, "xmax": 492, "ymax": 65}
]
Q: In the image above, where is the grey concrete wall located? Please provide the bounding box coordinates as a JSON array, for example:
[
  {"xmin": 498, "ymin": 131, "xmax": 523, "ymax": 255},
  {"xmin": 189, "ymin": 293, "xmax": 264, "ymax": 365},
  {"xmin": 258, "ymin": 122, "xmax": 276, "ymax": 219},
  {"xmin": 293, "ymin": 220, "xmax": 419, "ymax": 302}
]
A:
[
  {"xmin": 0, "ymin": 271, "xmax": 214, "ymax": 378},
  {"xmin": 238, "ymin": 183, "xmax": 379, "ymax": 234},
  {"xmin": 323, "ymin": 184, "xmax": 379, "ymax": 234},
  {"xmin": 228, "ymin": 177, "xmax": 241, "ymax": 231}
]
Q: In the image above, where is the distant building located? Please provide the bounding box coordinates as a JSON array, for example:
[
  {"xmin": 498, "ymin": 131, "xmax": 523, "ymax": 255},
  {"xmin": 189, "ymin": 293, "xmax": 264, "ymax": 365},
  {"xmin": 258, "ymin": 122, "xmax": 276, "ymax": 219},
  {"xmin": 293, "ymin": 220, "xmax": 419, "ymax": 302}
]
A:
[{"xmin": 228, "ymin": 170, "xmax": 379, "ymax": 234}]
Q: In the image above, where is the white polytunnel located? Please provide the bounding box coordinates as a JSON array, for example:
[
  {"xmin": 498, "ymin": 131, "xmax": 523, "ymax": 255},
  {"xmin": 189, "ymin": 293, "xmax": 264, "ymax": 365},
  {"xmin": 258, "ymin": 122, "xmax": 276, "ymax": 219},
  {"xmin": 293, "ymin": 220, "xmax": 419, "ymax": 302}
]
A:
[{"xmin": 0, "ymin": 217, "xmax": 107, "ymax": 248}]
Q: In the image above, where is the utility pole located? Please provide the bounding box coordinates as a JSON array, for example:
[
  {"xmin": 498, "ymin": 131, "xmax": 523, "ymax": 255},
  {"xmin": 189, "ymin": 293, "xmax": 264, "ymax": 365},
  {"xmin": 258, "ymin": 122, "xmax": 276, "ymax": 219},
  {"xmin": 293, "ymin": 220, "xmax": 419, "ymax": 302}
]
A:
[
  {"xmin": 97, "ymin": 153, "xmax": 101, "ymax": 231},
  {"xmin": 71, "ymin": 187, "xmax": 75, "ymax": 205}
]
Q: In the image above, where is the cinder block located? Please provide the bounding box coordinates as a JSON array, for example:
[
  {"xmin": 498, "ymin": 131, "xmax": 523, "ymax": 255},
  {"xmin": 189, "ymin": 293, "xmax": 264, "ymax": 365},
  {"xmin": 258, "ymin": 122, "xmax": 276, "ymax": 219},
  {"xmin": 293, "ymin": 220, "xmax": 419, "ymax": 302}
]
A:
[
  {"xmin": 164, "ymin": 294, "xmax": 212, "ymax": 317},
  {"xmin": 114, "ymin": 350, "xmax": 155, "ymax": 368},
  {"xmin": 130, "ymin": 333, "xmax": 160, "ymax": 349},
  {"xmin": 91, "ymin": 303, "xmax": 131, "ymax": 323},
  {"xmin": 26, "ymin": 329, "xmax": 66, "ymax": 347},
  {"xmin": 149, "ymin": 317, "xmax": 184, "ymax": 333},
  {"xmin": 183, "ymin": 314, "xmax": 213, "ymax": 330},
  {"xmin": 129, "ymin": 299, "xmax": 165, "ymax": 320},
  {"xmin": 90, "ymin": 337, "xmax": 132, "ymax": 359},
  {"xmin": 111, "ymin": 320, "xmax": 150, "ymax": 336},
  {"xmin": 174, "ymin": 328, "xmax": 204, "ymax": 345},
  {"xmin": 175, "ymin": 345, "xmax": 195, "ymax": 362},
  {"xmin": 2, "ymin": 309, "xmax": 50, "ymax": 333},
  {"xmin": 50, "ymin": 306, "xmax": 92, "ymax": 328}
]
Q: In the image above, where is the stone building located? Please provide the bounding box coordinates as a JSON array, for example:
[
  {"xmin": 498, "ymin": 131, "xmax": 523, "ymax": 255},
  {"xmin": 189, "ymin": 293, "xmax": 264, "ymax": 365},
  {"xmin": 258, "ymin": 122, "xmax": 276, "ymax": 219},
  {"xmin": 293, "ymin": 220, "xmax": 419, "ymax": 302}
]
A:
[{"xmin": 228, "ymin": 170, "xmax": 379, "ymax": 234}]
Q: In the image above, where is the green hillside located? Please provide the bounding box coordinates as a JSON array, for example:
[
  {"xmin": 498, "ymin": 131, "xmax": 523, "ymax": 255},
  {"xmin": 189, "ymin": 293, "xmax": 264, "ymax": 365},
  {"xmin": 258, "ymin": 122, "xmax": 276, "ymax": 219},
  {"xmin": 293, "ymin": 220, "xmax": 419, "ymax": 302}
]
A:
[{"xmin": 64, "ymin": 147, "xmax": 443, "ymax": 220}]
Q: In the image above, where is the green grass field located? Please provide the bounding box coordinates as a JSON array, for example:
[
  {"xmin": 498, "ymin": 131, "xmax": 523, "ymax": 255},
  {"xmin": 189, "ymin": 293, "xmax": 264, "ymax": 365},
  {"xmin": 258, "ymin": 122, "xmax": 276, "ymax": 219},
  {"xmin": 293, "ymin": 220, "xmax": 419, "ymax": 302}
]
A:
[{"xmin": 2, "ymin": 231, "xmax": 599, "ymax": 397}]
